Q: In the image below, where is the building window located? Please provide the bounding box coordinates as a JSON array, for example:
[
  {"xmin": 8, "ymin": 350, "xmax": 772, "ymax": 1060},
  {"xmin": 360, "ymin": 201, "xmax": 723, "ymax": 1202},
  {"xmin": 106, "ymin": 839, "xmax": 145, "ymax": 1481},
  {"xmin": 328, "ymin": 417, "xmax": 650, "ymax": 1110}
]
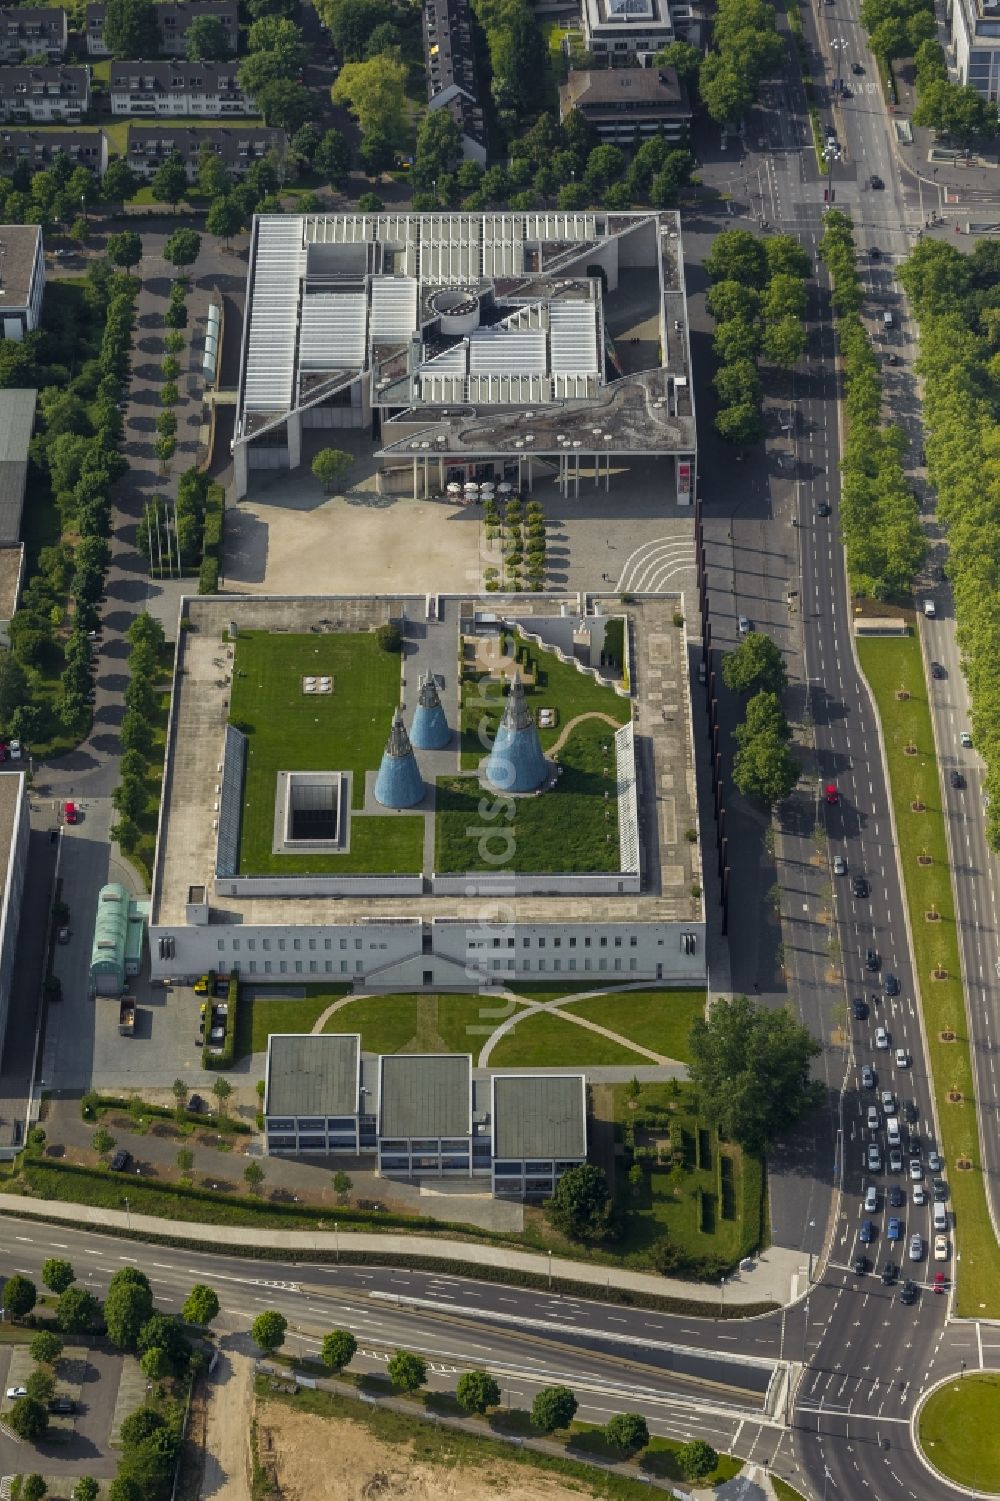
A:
[
  {"xmin": 278, "ymin": 939, "xmax": 285, "ymax": 951},
  {"xmin": 355, "ymin": 960, "xmax": 363, "ymax": 972},
  {"xmin": 264, "ymin": 960, "xmax": 271, "ymax": 973},
  {"xmin": 629, "ymin": 958, "xmax": 637, "ymax": 970},
  {"xmin": 599, "ymin": 958, "xmax": 607, "ymax": 971},
  {"xmin": 309, "ymin": 960, "xmax": 317, "ymax": 973},
  {"xmin": 523, "ymin": 936, "xmax": 531, "ymax": 948},
  {"xmin": 569, "ymin": 958, "xmax": 577, "ymax": 971},
  {"xmin": 263, "ymin": 938, "xmax": 270, "ymax": 950},
  {"xmin": 554, "ymin": 959, "xmax": 561, "ymax": 971},
  {"xmin": 341, "ymin": 960, "xmax": 347, "ymax": 973},
  {"xmin": 554, "ymin": 937, "xmax": 561, "ymax": 947},
  {"xmin": 600, "ymin": 936, "xmax": 608, "ymax": 948},
  {"xmin": 247, "ymin": 939, "xmax": 255, "ymax": 951},
  {"xmin": 630, "ymin": 936, "xmax": 638, "ymax": 947},
  {"xmin": 248, "ymin": 961, "xmax": 256, "ymax": 974},
  {"xmin": 280, "ymin": 961, "xmax": 287, "ymax": 973},
  {"xmin": 584, "ymin": 937, "xmax": 591, "ymax": 948},
  {"xmin": 324, "ymin": 939, "xmax": 332, "ymax": 950},
  {"xmin": 217, "ymin": 940, "xmax": 224, "ymax": 951},
  {"xmin": 295, "ymin": 961, "xmax": 303, "ymax": 973},
  {"xmin": 340, "ymin": 938, "xmax": 347, "ymax": 949},
  {"xmin": 585, "ymin": 959, "xmax": 592, "ymax": 971},
  {"xmin": 293, "ymin": 939, "xmax": 301, "ymax": 951},
  {"xmin": 569, "ymin": 936, "xmax": 576, "ymax": 948},
  {"xmin": 614, "ymin": 936, "xmax": 622, "ymax": 948},
  {"xmin": 308, "ymin": 938, "xmax": 316, "ymax": 950},
  {"xmin": 325, "ymin": 961, "xmax": 333, "ymax": 972},
  {"xmin": 232, "ymin": 940, "xmax": 240, "ymax": 952},
  {"xmin": 354, "ymin": 939, "xmax": 362, "ymax": 950},
  {"xmin": 614, "ymin": 958, "xmax": 621, "ymax": 971},
  {"xmin": 539, "ymin": 959, "xmax": 546, "ymax": 971}
]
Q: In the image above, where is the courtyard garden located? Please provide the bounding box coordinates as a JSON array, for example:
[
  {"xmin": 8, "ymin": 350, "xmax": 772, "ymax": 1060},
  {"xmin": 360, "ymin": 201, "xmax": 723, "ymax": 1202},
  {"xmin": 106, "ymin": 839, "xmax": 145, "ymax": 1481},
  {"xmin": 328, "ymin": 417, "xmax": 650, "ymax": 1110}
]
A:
[{"xmin": 228, "ymin": 630, "xmax": 423, "ymax": 874}]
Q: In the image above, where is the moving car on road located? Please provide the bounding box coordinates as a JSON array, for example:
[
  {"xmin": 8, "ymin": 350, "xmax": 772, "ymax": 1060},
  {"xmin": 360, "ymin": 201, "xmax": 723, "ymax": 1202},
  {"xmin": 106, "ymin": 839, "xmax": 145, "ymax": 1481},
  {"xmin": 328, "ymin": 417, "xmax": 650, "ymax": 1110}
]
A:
[
  {"xmin": 888, "ymin": 1217, "xmax": 903, "ymax": 1241},
  {"xmin": 63, "ymin": 801, "xmax": 78, "ymax": 825},
  {"xmin": 852, "ymin": 876, "xmax": 870, "ymax": 898},
  {"xmin": 934, "ymin": 1235, "xmax": 950, "ymax": 1261},
  {"xmin": 896, "ymin": 1047, "xmax": 910, "ymax": 1067},
  {"xmin": 909, "ymin": 1234, "xmax": 924, "ymax": 1262},
  {"xmin": 825, "ymin": 783, "xmax": 839, "ymax": 805},
  {"xmin": 883, "ymin": 973, "xmax": 900, "ymax": 996},
  {"xmin": 875, "ymin": 1026, "xmax": 890, "ymax": 1049},
  {"xmin": 900, "ymin": 1280, "xmax": 918, "ymax": 1304}
]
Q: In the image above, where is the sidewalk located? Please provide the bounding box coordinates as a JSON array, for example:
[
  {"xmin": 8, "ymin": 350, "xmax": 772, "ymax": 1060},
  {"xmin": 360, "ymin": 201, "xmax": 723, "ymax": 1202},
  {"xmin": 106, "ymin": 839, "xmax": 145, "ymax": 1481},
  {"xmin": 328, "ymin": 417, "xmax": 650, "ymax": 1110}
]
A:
[{"xmin": 0, "ymin": 1192, "xmax": 806, "ymax": 1307}]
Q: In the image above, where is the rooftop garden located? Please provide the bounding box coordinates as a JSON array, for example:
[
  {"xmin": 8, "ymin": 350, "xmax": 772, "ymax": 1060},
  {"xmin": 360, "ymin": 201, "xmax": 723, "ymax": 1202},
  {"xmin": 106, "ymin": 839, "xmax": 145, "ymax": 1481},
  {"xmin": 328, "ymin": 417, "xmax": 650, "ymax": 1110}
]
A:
[{"xmin": 229, "ymin": 630, "xmax": 423, "ymax": 875}]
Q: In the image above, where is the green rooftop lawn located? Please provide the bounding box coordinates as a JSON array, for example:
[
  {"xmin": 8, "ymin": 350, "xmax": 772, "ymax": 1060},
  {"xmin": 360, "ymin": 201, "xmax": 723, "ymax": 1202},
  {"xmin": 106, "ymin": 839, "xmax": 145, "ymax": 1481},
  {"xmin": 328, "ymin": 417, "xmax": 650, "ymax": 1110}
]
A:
[
  {"xmin": 436, "ymin": 721, "xmax": 622, "ymax": 873},
  {"xmin": 460, "ymin": 636, "xmax": 630, "ymax": 771},
  {"xmin": 489, "ymin": 1010, "xmax": 649, "ymax": 1068},
  {"xmin": 562, "ymin": 989, "xmax": 706, "ymax": 1063},
  {"xmin": 229, "ymin": 630, "xmax": 423, "ymax": 874},
  {"xmin": 323, "ymin": 992, "xmax": 526, "ymax": 1055}
]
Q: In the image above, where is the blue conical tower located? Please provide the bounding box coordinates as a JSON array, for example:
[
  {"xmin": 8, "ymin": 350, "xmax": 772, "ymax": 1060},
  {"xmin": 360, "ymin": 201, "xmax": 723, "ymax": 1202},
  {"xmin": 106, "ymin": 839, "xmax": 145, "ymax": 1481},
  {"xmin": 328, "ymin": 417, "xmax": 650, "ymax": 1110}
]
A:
[
  {"xmin": 484, "ymin": 671, "xmax": 547, "ymax": 793},
  {"xmin": 374, "ymin": 710, "xmax": 424, "ymax": 808},
  {"xmin": 410, "ymin": 673, "xmax": 450, "ymax": 750}
]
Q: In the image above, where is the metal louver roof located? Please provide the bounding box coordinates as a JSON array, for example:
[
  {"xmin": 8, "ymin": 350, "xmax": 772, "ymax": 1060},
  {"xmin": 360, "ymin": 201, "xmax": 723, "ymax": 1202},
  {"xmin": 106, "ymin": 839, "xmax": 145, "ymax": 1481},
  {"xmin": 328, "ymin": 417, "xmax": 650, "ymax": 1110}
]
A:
[
  {"xmin": 370, "ymin": 277, "xmax": 418, "ymax": 340},
  {"xmin": 243, "ymin": 218, "xmax": 305, "ymax": 413},
  {"xmin": 549, "ymin": 301, "xmax": 599, "ymax": 375},
  {"xmin": 299, "ymin": 292, "xmax": 367, "ymax": 371}
]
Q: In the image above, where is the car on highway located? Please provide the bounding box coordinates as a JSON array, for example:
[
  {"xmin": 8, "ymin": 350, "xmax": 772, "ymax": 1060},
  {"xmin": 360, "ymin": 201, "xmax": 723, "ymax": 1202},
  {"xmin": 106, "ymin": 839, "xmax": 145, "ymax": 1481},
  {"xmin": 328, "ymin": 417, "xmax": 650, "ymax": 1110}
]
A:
[
  {"xmin": 928, "ymin": 1150, "xmax": 942, "ymax": 1172},
  {"xmin": 889, "ymin": 1184, "xmax": 905, "ymax": 1207},
  {"xmin": 896, "ymin": 1047, "xmax": 910, "ymax": 1068},
  {"xmin": 866, "ymin": 948, "xmax": 881, "ymax": 970},
  {"xmin": 870, "ymin": 174, "xmax": 884, "ymax": 189},
  {"xmin": 909, "ymin": 1234, "xmax": 924, "ymax": 1262},
  {"xmin": 889, "ymin": 1147, "xmax": 904, "ymax": 1173},
  {"xmin": 903, "ymin": 1099, "xmax": 918, "ymax": 1123},
  {"xmin": 833, "ymin": 854, "xmax": 847, "ymax": 875},
  {"xmin": 933, "ymin": 1178, "xmax": 948, "ymax": 1201},
  {"xmin": 853, "ymin": 61, "xmax": 865, "ymax": 72},
  {"xmin": 861, "ymin": 1063, "xmax": 876, "ymax": 1087},
  {"xmin": 875, "ymin": 1026, "xmax": 890, "ymax": 1049},
  {"xmin": 881, "ymin": 1089, "xmax": 895, "ymax": 1113},
  {"xmin": 961, "ymin": 730, "xmax": 973, "ymax": 747},
  {"xmin": 859, "ymin": 1219, "xmax": 875, "ymax": 1243},
  {"xmin": 899, "ymin": 1279, "xmax": 918, "ymax": 1304},
  {"xmin": 883, "ymin": 973, "xmax": 900, "ymax": 996},
  {"xmin": 738, "ymin": 614, "xmax": 752, "ymax": 635},
  {"xmin": 853, "ymin": 997, "xmax": 869, "ymax": 1020},
  {"xmin": 934, "ymin": 1235, "xmax": 949, "ymax": 1261},
  {"xmin": 817, "ymin": 502, "xmax": 831, "ymax": 517},
  {"xmin": 864, "ymin": 1185, "xmax": 878, "ymax": 1213},
  {"xmin": 931, "ymin": 661, "xmax": 945, "ymax": 679},
  {"xmin": 882, "ymin": 1260, "xmax": 897, "ymax": 1284},
  {"xmin": 909, "ymin": 1157, "xmax": 923, "ymax": 1181},
  {"xmin": 867, "ymin": 1143, "xmax": 882, "ymax": 1172},
  {"xmin": 933, "ymin": 1271, "xmax": 947, "ymax": 1292},
  {"xmin": 851, "ymin": 876, "xmax": 870, "ymax": 898},
  {"xmin": 887, "ymin": 1216, "xmax": 903, "ymax": 1241},
  {"xmin": 950, "ymin": 770, "xmax": 965, "ymax": 789},
  {"xmin": 866, "ymin": 1102, "xmax": 880, "ymax": 1130},
  {"xmin": 825, "ymin": 783, "xmax": 839, "ymax": 805},
  {"xmin": 853, "ymin": 1254, "xmax": 870, "ymax": 1275},
  {"xmin": 913, "ymin": 1182, "xmax": 927, "ymax": 1206},
  {"xmin": 5, "ymin": 1386, "xmax": 27, "ymax": 1399},
  {"xmin": 63, "ymin": 801, "xmax": 78, "ymax": 825}
]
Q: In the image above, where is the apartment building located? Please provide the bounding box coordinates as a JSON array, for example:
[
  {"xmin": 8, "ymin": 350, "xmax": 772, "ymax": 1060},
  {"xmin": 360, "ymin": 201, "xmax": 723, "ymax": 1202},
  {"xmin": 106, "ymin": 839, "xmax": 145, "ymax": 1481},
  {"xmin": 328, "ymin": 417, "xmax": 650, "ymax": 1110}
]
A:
[
  {"xmin": 0, "ymin": 7, "xmax": 67, "ymax": 64},
  {"xmin": 86, "ymin": 0, "xmax": 238, "ymax": 57},
  {"xmin": 0, "ymin": 66, "xmax": 89, "ymax": 124},
  {"xmin": 110, "ymin": 60, "xmax": 252, "ymax": 117},
  {"xmin": 126, "ymin": 124, "xmax": 286, "ymax": 181}
]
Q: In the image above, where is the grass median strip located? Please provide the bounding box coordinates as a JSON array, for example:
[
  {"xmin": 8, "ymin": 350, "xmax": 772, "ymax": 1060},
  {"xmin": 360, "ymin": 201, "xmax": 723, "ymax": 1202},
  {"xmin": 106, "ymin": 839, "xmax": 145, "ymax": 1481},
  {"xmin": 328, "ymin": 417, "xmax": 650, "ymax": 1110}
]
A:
[
  {"xmin": 917, "ymin": 1372, "xmax": 1000, "ymax": 1491},
  {"xmin": 858, "ymin": 634, "xmax": 998, "ymax": 1317}
]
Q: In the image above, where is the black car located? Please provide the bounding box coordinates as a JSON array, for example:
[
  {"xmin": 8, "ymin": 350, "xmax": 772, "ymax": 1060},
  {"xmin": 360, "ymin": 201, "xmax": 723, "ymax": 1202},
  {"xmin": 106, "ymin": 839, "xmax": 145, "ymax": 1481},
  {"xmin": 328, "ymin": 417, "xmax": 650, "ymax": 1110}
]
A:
[
  {"xmin": 869, "ymin": 246, "xmax": 881, "ymax": 259},
  {"xmin": 852, "ymin": 997, "xmax": 869, "ymax": 1020},
  {"xmin": 904, "ymin": 1100, "xmax": 918, "ymax": 1124},
  {"xmin": 933, "ymin": 1178, "xmax": 948, "ymax": 1201},
  {"xmin": 884, "ymin": 972, "xmax": 900, "ymax": 996},
  {"xmin": 887, "ymin": 352, "xmax": 900, "ymax": 365},
  {"xmin": 852, "ymin": 876, "xmax": 870, "ymax": 898},
  {"xmin": 882, "ymin": 1261, "xmax": 898, "ymax": 1284},
  {"xmin": 853, "ymin": 1254, "xmax": 870, "ymax": 1275},
  {"xmin": 899, "ymin": 1279, "xmax": 918, "ymax": 1304},
  {"xmin": 889, "ymin": 1184, "xmax": 904, "ymax": 1207},
  {"xmin": 187, "ymin": 1094, "xmax": 206, "ymax": 1114},
  {"xmin": 48, "ymin": 1398, "xmax": 75, "ymax": 1414},
  {"xmin": 817, "ymin": 502, "xmax": 831, "ymax": 517},
  {"xmin": 870, "ymin": 174, "xmax": 884, "ymax": 189},
  {"xmin": 110, "ymin": 1149, "xmax": 132, "ymax": 1172},
  {"xmin": 853, "ymin": 61, "xmax": 865, "ymax": 72},
  {"xmin": 931, "ymin": 662, "xmax": 946, "ymax": 679},
  {"xmin": 950, "ymin": 771, "xmax": 965, "ymax": 789},
  {"xmin": 866, "ymin": 948, "xmax": 881, "ymax": 971}
]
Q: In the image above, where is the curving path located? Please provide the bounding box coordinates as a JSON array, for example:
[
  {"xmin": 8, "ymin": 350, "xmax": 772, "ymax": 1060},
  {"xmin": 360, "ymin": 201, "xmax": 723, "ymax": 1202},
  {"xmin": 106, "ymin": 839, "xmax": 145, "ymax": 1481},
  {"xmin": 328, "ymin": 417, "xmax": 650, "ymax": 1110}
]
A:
[{"xmin": 546, "ymin": 709, "xmax": 624, "ymax": 759}]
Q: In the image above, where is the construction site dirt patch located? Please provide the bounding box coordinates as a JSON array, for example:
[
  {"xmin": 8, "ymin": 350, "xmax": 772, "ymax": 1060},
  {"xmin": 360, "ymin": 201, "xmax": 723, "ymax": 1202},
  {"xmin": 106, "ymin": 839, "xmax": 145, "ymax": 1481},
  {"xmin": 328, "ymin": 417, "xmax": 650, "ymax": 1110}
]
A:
[{"xmin": 257, "ymin": 1400, "xmax": 613, "ymax": 1501}]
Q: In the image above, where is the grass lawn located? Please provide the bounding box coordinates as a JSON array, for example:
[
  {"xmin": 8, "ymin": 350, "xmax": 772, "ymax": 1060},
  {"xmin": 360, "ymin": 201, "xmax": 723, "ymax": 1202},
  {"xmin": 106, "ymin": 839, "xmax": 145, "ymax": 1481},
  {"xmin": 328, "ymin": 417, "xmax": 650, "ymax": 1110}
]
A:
[
  {"xmin": 772, "ymin": 1482, "xmax": 809, "ymax": 1501},
  {"xmin": 858, "ymin": 635, "xmax": 998, "ymax": 1318},
  {"xmin": 322, "ymin": 993, "xmax": 518, "ymax": 1055},
  {"xmin": 437, "ymin": 720, "xmax": 621, "ymax": 873},
  {"xmin": 127, "ymin": 646, "xmax": 175, "ymax": 889},
  {"xmin": 460, "ymin": 637, "xmax": 630, "ymax": 770},
  {"xmin": 229, "ymin": 630, "xmax": 423, "ymax": 874},
  {"xmin": 918, "ymin": 1372, "xmax": 1000, "ymax": 1490},
  {"xmin": 489, "ymin": 1010, "xmax": 650, "ymax": 1068},
  {"xmin": 563, "ymin": 990, "xmax": 706, "ymax": 1063},
  {"xmin": 235, "ymin": 987, "xmax": 350, "ymax": 1059},
  {"xmin": 603, "ymin": 1082, "xmax": 765, "ymax": 1268}
]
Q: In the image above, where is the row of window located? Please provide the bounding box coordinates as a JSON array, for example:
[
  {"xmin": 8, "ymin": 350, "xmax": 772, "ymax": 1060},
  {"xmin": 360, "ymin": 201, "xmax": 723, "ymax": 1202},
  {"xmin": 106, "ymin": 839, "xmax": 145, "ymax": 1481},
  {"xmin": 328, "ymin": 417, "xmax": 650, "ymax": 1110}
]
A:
[
  {"xmin": 218, "ymin": 936, "xmax": 368, "ymax": 951},
  {"xmin": 474, "ymin": 934, "xmax": 638, "ymax": 949},
  {"xmin": 212, "ymin": 955, "xmax": 644, "ymax": 976},
  {"xmin": 266, "ymin": 1117, "xmax": 357, "ymax": 1131},
  {"xmin": 380, "ymin": 1154, "xmax": 472, "ymax": 1171}
]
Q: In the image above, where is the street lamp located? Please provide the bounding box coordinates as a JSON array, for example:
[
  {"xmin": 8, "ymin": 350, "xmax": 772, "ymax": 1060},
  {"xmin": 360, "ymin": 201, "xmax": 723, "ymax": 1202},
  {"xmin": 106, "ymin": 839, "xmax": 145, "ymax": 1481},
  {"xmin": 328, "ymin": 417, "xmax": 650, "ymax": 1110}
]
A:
[
  {"xmin": 719, "ymin": 1277, "xmax": 728, "ymax": 1317},
  {"xmin": 124, "ymin": 1194, "xmax": 131, "ymax": 1231}
]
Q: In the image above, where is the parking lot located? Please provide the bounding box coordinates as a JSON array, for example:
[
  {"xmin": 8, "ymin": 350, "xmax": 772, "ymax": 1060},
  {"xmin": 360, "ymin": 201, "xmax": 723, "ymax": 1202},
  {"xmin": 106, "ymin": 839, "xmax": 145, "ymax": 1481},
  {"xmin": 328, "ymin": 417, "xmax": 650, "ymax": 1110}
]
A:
[{"xmin": 0, "ymin": 1341, "xmax": 121, "ymax": 1485}]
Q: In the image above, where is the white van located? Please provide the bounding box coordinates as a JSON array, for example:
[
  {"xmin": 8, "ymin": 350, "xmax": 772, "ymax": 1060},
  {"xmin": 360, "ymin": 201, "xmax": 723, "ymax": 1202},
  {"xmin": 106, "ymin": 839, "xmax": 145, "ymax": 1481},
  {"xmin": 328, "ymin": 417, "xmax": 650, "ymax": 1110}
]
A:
[
  {"xmin": 887, "ymin": 1116, "xmax": 901, "ymax": 1147},
  {"xmin": 933, "ymin": 1203, "xmax": 948, "ymax": 1232},
  {"xmin": 883, "ymin": 311, "xmax": 894, "ymax": 329},
  {"xmin": 923, "ymin": 599, "xmax": 936, "ymax": 618}
]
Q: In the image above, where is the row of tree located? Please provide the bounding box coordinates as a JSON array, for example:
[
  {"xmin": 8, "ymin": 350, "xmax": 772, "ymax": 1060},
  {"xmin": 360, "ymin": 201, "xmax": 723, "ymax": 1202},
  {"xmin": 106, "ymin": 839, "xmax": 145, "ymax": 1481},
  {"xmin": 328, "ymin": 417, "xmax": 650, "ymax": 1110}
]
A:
[
  {"xmin": 0, "ymin": 263, "xmax": 136, "ymax": 750},
  {"xmin": 252, "ymin": 1311, "xmax": 721, "ymax": 1477},
  {"xmin": 858, "ymin": 0, "xmax": 998, "ymax": 142},
  {"xmin": 698, "ymin": 0, "xmax": 783, "ymax": 127},
  {"xmin": 722, "ymin": 630, "xmax": 800, "ymax": 806},
  {"xmin": 705, "ymin": 230, "xmax": 811, "ymax": 446},
  {"xmin": 819, "ymin": 211, "xmax": 924, "ymax": 599},
  {"xmin": 110, "ymin": 613, "xmax": 166, "ymax": 855},
  {"xmin": 897, "ymin": 236, "xmax": 1000, "ymax": 846}
]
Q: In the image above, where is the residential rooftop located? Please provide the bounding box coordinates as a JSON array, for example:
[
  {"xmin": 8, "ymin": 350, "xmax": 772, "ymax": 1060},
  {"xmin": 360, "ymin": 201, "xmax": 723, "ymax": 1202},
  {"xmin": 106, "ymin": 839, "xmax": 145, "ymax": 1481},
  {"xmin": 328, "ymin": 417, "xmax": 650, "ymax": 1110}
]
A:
[{"xmin": 110, "ymin": 61, "xmax": 245, "ymax": 95}]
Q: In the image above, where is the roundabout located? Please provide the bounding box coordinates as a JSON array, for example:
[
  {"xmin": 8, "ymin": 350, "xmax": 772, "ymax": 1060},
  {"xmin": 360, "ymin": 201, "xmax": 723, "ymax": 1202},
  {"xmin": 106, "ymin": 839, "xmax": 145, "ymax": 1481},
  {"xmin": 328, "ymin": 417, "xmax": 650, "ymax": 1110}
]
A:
[{"xmin": 917, "ymin": 1372, "xmax": 1000, "ymax": 1494}]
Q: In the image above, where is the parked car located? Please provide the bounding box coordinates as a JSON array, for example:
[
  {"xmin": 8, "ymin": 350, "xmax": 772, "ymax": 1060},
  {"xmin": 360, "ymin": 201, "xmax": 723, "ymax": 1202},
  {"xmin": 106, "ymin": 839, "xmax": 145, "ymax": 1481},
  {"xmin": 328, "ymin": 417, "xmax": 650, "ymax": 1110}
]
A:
[
  {"xmin": 738, "ymin": 614, "xmax": 752, "ymax": 635},
  {"xmin": 63, "ymin": 801, "xmax": 78, "ymax": 825},
  {"xmin": 110, "ymin": 1149, "xmax": 132, "ymax": 1172},
  {"xmin": 6, "ymin": 1386, "xmax": 27, "ymax": 1399},
  {"xmin": 48, "ymin": 1397, "xmax": 75, "ymax": 1413}
]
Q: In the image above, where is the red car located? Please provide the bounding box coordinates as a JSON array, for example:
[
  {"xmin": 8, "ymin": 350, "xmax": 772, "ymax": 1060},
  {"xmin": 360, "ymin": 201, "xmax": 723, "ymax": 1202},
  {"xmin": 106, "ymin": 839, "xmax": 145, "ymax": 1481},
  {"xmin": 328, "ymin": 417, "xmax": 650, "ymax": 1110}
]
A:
[
  {"xmin": 933, "ymin": 1271, "xmax": 947, "ymax": 1293},
  {"xmin": 825, "ymin": 784, "xmax": 839, "ymax": 805},
  {"xmin": 63, "ymin": 801, "xmax": 78, "ymax": 825}
]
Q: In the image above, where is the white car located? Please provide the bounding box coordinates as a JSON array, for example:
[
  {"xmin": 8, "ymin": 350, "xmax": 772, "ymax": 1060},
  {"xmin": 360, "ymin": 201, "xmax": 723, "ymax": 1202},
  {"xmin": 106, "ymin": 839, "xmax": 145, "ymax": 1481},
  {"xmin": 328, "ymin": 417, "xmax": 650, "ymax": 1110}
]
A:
[
  {"xmin": 909, "ymin": 1158, "xmax": 923, "ymax": 1182},
  {"xmin": 864, "ymin": 1185, "xmax": 878, "ymax": 1213},
  {"xmin": 875, "ymin": 1027, "xmax": 889, "ymax": 1050},
  {"xmin": 896, "ymin": 1048, "xmax": 910, "ymax": 1068},
  {"xmin": 833, "ymin": 855, "xmax": 847, "ymax": 875},
  {"xmin": 912, "ymin": 1182, "xmax": 927, "ymax": 1206},
  {"xmin": 960, "ymin": 731, "xmax": 973, "ymax": 748},
  {"xmin": 5, "ymin": 1386, "xmax": 26, "ymax": 1400},
  {"xmin": 934, "ymin": 1234, "xmax": 950, "ymax": 1261}
]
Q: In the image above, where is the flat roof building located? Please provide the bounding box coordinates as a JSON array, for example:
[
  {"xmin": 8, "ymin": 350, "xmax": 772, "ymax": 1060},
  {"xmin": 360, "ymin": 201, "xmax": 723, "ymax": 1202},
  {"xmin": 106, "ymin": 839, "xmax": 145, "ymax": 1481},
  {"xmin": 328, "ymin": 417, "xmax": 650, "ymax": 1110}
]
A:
[
  {"xmin": 0, "ymin": 226, "xmax": 44, "ymax": 341},
  {"xmin": 950, "ymin": 0, "xmax": 1000, "ymax": 98},
  {"xmin": 491, "ymin": 1074, "xmax": 587, "ymax": 1198},
  {"xmin": 232, "ymin": 209, "xmax": 696, "ymax": 506},
  {"xmin": 583, "ymin": 0, "xmax": 675, "ymax": 57},
  {"xmin": 377, "ymin": 1053, "xmax": 475, "ymax": 1177},
  {"xmin": 264, "ymin": 1032, "xmax": 362, "ymax": 1153},
  {"xmin": 0, "ymin": 390, "xmax": 36, "ymax": 543}
]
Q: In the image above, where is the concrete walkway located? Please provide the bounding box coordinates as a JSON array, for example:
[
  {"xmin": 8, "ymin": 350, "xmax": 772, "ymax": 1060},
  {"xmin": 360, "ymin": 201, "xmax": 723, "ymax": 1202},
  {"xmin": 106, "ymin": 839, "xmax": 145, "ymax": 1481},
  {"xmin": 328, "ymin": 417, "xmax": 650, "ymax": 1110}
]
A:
[{"xmin": 0, "ymin": 1194, "xmax": 806, "ymax": 1307}]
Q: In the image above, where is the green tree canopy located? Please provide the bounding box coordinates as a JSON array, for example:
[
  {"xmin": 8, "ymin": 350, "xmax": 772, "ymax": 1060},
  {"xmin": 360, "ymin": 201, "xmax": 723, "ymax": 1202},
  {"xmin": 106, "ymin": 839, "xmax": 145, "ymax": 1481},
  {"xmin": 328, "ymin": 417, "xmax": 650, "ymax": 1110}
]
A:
[
  {"xmin": 714, "ymin": 401, "xmax": 764, "ymax": 446},
  {"xmin": 163, "ymin": 228, "xmax": 202, "ymax": 270},
  {"xmin": 531, "ymin": 1385, "xmax": 578, "ymax": 1432},
  {"xmin": 705, "ymin": 229, "xmax": 769, "ymax": 287},
  {"xmin": 688, "ymin": 995, "xmax": 822, "ymax": 1152},
  {"xmin": 8, "ymin": 1396, "xmax": 47, "ymax": 1442},
  {"xmin": 251, "ymin": 1309, "xmax": 287, "ymax": 1354},
  {"xmin": 256, "ymin": 77, "xmax": 317, "ymax": 132},
  {"xmin": 320, "ymin": 1329, "xmax": 357, "ymax": 1374},
  {"xmin": 206, "ymin": 195, "xmax": 244, "ymax": 247},
  {"xmin": 722, "ymin": 631, "xmax": 787, "ymax": 696},
  {"xmin": 387, "ymin": 1349, "xmax": 427, "ymax": 1392},
  {"xmin": 332, "ymin": 53, "xmax": 409, "ymax": 146},
  {"xmin": 55, "ymin": 1285, "xmax": 101, "ymax": 1334},
  {"xmin": 30, "ymin": 1330, "xmax": 64, "ymax": 1365},
  {"xmin": 106, "ymin": 230, "xmax": 142, "ymax": 269},
  {"xmin": 455, "ymin": 1369, "xmax": 501, "ymax": 1415},
  {"xmin": 182, "ymin": 1284, "xmax": 220, "ymax": 1326},
  {"xmin": 185, "ymin": 13, "xmax": 231, "ymax": 57},
  {"xmin": 544, "ymin": 1163, "xmax": 611, "ymax": 1243},
  {"xmin": 150, "ymin": 153, "xmax": 188, "ymax": 208},
  {"xmin": 678, "ymin": 1439, "xmax": 719, "ymax": 1480},
  {"xmin": 103, "ymin": 0, "xmax": 158, "ymax": 56},
  {"xmin": 72, "ymin": 1479, "xmax": 100, "ymax": 1501},
  {"xmin": 311, "ymin": 447, "xmax": 354, "ymax": 492},
  {"xmin": 104, "ymin": 1268, "xmax": 155, "ymax": 1350},
  {"xmin": 604, "ymin": 1412, "xmax": 649, "ymax": 1453},
  {"xmin": 119, "ymin": 1407, "xmax": 166, "ymax": 1448},
  {"xmin": 2, "ymin": 1274, "xmax": 37, "ymax": 1322}
]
